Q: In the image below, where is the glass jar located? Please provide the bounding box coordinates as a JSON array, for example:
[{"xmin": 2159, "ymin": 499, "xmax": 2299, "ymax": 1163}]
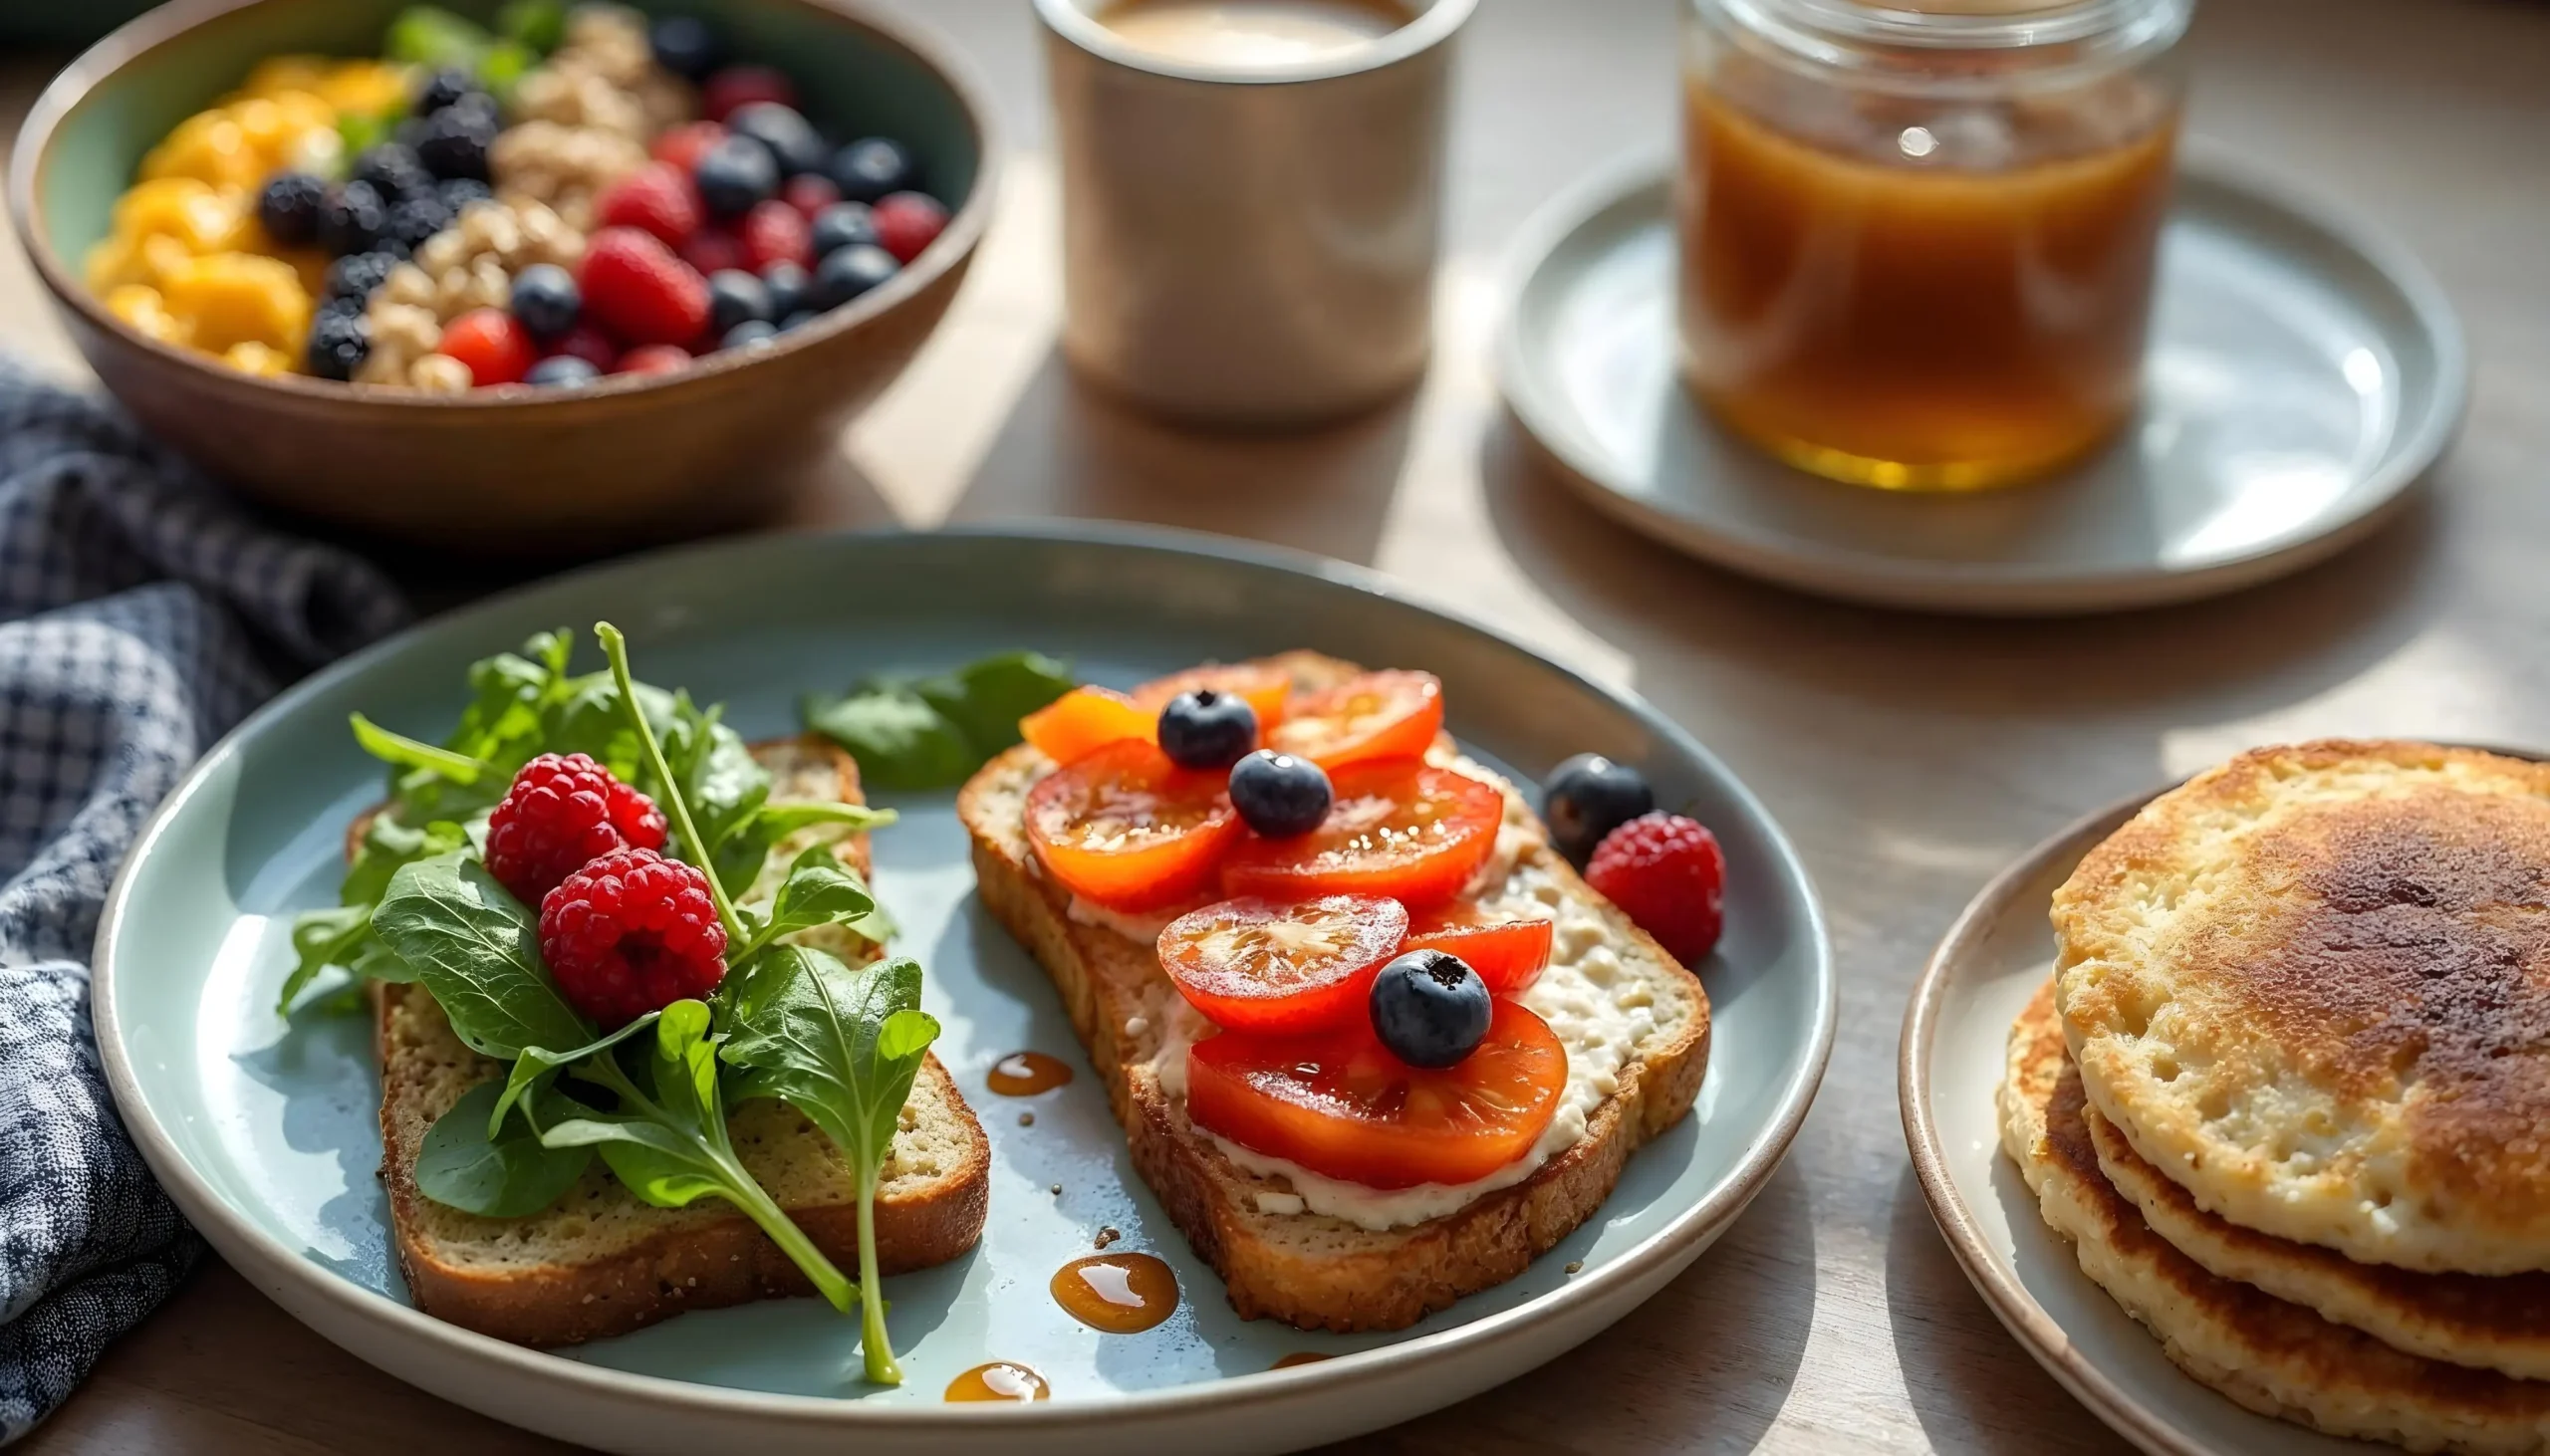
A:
[{"xmin": 1677, "ymin": 0, "xmax": 2191, "ymax": 491}]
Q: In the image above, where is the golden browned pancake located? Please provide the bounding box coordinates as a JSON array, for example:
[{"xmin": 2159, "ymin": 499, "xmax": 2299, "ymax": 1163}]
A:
[
  {"xmin": 2052, "ymin": 741, "xmax": 2550, "ymax": 1275},
  {"xmin": 1999, "ymin": 983, "xmax": 2550, "ymax": 1454}
]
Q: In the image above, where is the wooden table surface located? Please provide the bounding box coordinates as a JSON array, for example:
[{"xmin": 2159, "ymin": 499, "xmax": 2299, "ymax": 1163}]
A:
[{"xmin": 6, "ymin": 0, "xmax": 2549, "ymax": 1449}]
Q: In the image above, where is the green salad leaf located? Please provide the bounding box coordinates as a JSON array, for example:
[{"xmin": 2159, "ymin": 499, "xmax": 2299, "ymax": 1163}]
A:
[
  {"xmin": 371, "ymin": 852, "xmax": 586, "ymax": 1061},
  {"xmin": 722, "ymin": 948, "xmax": 941, "ymax": 1385},
  {"xmin": 415, "ymin": 1081, "xmax": 591, "ymax": 1218},
  {"xmin": 803, "ymin": 651, "xmax": 1074, "ymax": 791},
  {"xmin": 488, "ymin": 1010, "xmax": 660, "ymax": 1138}
]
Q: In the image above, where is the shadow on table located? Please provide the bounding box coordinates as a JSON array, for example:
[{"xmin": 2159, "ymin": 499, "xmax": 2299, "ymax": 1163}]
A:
[
  {"xmin": 1321, "ymin": 1160, "xmax": 1818, "ymax": 1455},
  {"xmin": 941, "ymin": 348, "xmax": 1415, "ymax": 568},
  {"xmin": 1884, "ymin": 1164, "xmax": 2136, "ymax": 1456}
]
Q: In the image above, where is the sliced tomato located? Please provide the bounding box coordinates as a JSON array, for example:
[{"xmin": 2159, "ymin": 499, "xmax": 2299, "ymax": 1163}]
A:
[
  {"xmin": 1159, "ymin": 894, "xmax": 1409, "ymax": 1034},
  {"xmin": 1221, "ymin": 762, "xmax": 1501, "ymax": 907},
  {"xmin": 1133, "ymin": 663, "xmax": 1293, "ymax": 731},
  {"xmin": 1264, "ymin": 670, "xmax": 1443, "ymax": 770},
  {"xmin": 1402, "ymin": 903, "xmax": 1555, "ymax": 995},
  {"xmin": 1185, "ymin": 1000, "xmax": 1568, "ymax": 1189},
  {"xmin": 1025, "ymin": 739, "xmax": 1241, "ymax": 911},
  {"xmin": 1021, "ymin": 685, "xmax": 1155, "ymax": 767}
]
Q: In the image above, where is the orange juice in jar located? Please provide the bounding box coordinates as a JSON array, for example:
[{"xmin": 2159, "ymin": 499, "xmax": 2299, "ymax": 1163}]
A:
[{"xmin": 1677, "ymin": 0, "xmax": 2190, "ymax": 490}]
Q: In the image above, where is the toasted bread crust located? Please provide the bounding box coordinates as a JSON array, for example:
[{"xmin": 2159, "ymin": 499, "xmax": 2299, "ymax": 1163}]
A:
[
  {"xmin": 959, "ymin": 653, "xmax": 1710, "ymax": 1332},
  {"xmin": 373, "ymin": 734, "xmax": 989, "ymax": 1346}
]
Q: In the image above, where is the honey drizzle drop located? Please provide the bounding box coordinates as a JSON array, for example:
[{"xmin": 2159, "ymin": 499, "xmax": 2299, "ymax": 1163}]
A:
[
  {"xmin": 1051, "ymin": 1252, "xmax": 1179, "ymax": 1333},
  {"xmin": 988, "ymin": 1051, "xmax": 1074, "ymax": 1096},
  {"xmin": 945, "ymin": 1360, "xmax": 1051, "ymax": 1401}
]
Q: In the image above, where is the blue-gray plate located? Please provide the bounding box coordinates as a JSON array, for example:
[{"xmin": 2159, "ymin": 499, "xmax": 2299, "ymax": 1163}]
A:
[{"xmin": 96, "ymin": 525, "xmax": 1833, "ymax": 1456}]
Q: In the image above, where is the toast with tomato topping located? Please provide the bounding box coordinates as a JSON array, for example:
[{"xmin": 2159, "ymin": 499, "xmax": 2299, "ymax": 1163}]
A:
[
  {"xmin": 375, "ymin": 735, "xmax": 990, "ymax": 1347},
  {"xmin": 957, "ymin": 652, "xmax": 1711, "ymax": 1332}
]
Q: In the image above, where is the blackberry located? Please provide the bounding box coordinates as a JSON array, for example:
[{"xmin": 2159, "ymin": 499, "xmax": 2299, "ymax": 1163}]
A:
[
  {"xmin": 304, "ymin": 311, "xmax": 371, "ymax": 381},
  {"xmin": 323, "ymin": 249, "xmax": 401, "ymax": 306},
  {"xmin": 352, "ymin": 143, "xmax": 434, "ymax": 203},
  {"xmin": 383, "ymin": 194, "xmax": 454, "ymax": 252},
  {"xmin": 256, "ymin": 170, "xmax": 328, "ymax": 248},
  {"xmin": 412, "ymin": 67, "xmax": 478, "ymax": 116},
  {"xmin": 414, "ymin": 105, "xmax": 498, "ymax": 181},
  {"xmin": 436, "ymin": 176, "xmax": 495, "ymax": 212},
  {"xmin": 317, "ymin": 181, "xmax": 389, "ymax": 256}
]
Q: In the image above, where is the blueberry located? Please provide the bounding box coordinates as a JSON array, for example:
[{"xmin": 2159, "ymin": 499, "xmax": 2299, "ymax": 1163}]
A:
[
  {"xmin": 256, "ymin": 170, "xmax": 328, "ymax": 248},
  {"xmin": 524, "ymin": 354, "xmax": 602, "ymax": 387},
  {"xmin": 352, "ymin": 142, "xmax": 434, "ymax": 201},
  {"xmin": 693, "ymin": 134, "xmax": 778, "ymax": 218},
  {"xmin": 811, "ymin": 242, "xmax": 897, "ymax": 309},
  {"xmin": 383, "ymin": 193, "xmax": 453, "ymax": 251},
  {"xmin": 725, "ymin": 102, "xmax": 828, "ymax": 177},
  {"xmin": 1228, "ymin": 750, "xmax": 1331, "ymax": 838},
  {"xmin": 413, "ymin": 104, "xmax": 496, "ymax": 181},
  {"xmin": 509, "ymin": 263, "xmax": 581, "ymax": 341},
  {"xmin": 1541, "ymin": 753, "xmax": 1656, "ymax": 864},
  {"xmin": 1369, "ymin": 951, "xmax": 1491, "ymax": 1069},
  {"xmin": 808, "ymin": 201, "xmax": 877, "ymax": 257},
  {"xmin": 304, "ymin": 311, "xmax": 370, "ymax": 381},
  {"xmin": 412, "ymin": 67, "xmax": 478, "ymax": 116},
  {"xmin": 437, "ymin": 176, "xmax": 494, "ymax": 212},
  {"xmin": 705, "ymin": 268, "xmax": 770, "ymax": 335},
  {"xmin": 318, "ymin": 181, "xmax": 388, "ymax": 256},
  {"xmin": 759, "ymin": 260, "xmax": 809, "ymax": 318},
  {"xmin": 323, "ymin": 248, "xmax": 400, "ymax": 305},
  {"xmin": 1156, "ymin": 689, "xmax": 1257, "ymax": 771},
  {"xmin": 778, "ymin": 309, "xmax": 820, "ymax": 332},
  {"xmin": 828, "ymin": 136, "xmax": 915, "ymax": 203},
  {"xmin": 722, "ymin": 319, "xmax": 778, "ymax": 351},
  {"xmin": 649, "ymin": 14, "xmax": 721, "ymax": 81}
]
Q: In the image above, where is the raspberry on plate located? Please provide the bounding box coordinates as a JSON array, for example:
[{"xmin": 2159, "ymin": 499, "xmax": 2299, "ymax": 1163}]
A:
[
  {"xmin": 650, "ymin": 120, "xmax": 728, "ymax": 175},
  {"xmin": 596, "ymin": 162, "xmax": 703, "ymax": 249},
  {"xmin": 539, "ymin": 848, "xmax": 728, "ymax": 1027},
  {"xmin": 438, "ymin": 308, "xmax": 536, "ymax": 387},
  {"xmin": 1583, "ymin": 812, "xmax": 1726, "ymax": 964},
  {"xmin": 484, "ymin": 752, "xmax": 669, "ymax": 906},
  {"xmin": 739, "ymin": 199, "xmax": 814, "ymax": 271},
  {"xmin": 580, "ymin": 227, "xmax": 712, "ymax": 347}
]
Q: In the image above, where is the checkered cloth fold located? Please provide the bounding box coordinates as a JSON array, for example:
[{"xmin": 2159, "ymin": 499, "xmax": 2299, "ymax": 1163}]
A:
[{"xmin": 0, "ymin": 362, "xmax": 405, "ymax": 1442}]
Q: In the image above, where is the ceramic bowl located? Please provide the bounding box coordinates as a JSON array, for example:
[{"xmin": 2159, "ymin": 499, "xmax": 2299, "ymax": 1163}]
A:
[{"xmin": 7, "ymin": 0, "xmax": 997, "ymax": 552}]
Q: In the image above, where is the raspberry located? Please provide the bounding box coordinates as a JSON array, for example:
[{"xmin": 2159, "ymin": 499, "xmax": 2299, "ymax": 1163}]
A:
[
  {"xmin": 701, "ymin": 65, "xmax": 796, "ymax": 122},
  {"xmin": 677, "ymin": 225, "xmax": 750, "ymax": 278},
  {"xmin": 540, "ymin": 849, "xmax": 728, "ymax": 1027},
  {"xmin": 580, "ymin": 226, "xmax": 712, "ymax": 347},
  {"xmin": 596, "ymin": 163, "xmax": 703, "ymax": 248},
  {"xmin": 781, "ymin": 172, "xmax": 841, "ymax": 220},
  {"xmin": 437, "ymin": 308, "xmax": 535, "ymax": 386},
  {"xmin": 650, "ymin": 120, "xmax": 728, "ymax": 175},
  {"xmin": 739, "ymin": 199, "xmax": 813, "ymax": 271},
  {"xmin": 484, "ymin": 753, "xmax": 669, "ymax": 906},
  {"xmin": 872, "ymin": 191, "xmax": 948, "ymax": 264},
  {"xmin": 549, "ymin": 323, "xmax": 619, "ymax": 373},
  {"xmin": 617, "ymin": 343, "xmax": 691, "ymax": 375},
  {"xmin": 1584, "ymin": 813, "xmax": 1726, "ymax": 965}
]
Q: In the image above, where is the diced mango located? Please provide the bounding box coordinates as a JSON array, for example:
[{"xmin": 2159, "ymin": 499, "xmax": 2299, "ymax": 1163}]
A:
[
  {"xmin": 233, "ymin": 55, "xmax": 332, "ymax": 101},
  {"xmin": 220, "ymin": 341, "xmax": 296, "ymax": 377},
  {"xmin": 111, "ymin": 176, "xmax": 242, "ymax": 252},
  {"xmin": 140, "ymin": 113, "xmax": 262, "ymax": 191},
  {"xmin": 313, "ymin": 61, "xmax": 412, "ymax": 118},
  {"xmin": 105, "ymin": 285, "xmax": 188, "ymax": 347},
  {"xmin": 158, "ymin": 253, "xmax": 311, "ymax": 355}
]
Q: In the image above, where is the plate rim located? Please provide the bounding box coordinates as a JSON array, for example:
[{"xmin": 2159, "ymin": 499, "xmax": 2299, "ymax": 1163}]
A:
[
  {"xmin": 95, "ymin": 520, "xmax": 1840, "ymax": 1438},
  {"xmin": 1493, "ymin": 141, "xmax": 2471, "ymax": 616}
]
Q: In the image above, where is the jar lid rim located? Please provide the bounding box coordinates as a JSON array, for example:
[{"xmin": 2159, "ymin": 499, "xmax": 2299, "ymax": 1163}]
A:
[{"xmin": 1715, "ymin": 0, "xmax": 2188, "ymax": 53}]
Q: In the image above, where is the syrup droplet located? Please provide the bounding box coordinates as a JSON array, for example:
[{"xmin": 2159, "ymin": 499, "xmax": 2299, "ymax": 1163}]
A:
[
  {"xmin": 1272, "ymin": 1351, "xmax": 1331, "ymax": 1369},
  {"xmin": 945, "ymin": 1360, "xmax": 1050, "ymax": 1401},
  {"xmin": 1051, "ymin": 1252, "xmax": 1179, "ymax": 1334},
  {"xmin": 989, "ymin": 1051, "xmax": 1074, "ymax": 1096}
]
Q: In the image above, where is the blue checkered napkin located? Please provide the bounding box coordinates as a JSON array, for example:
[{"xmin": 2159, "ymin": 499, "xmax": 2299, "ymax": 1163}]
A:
[{"xmin": 0, "ymin": 360, "xmax": 406, "ymax": 1442}]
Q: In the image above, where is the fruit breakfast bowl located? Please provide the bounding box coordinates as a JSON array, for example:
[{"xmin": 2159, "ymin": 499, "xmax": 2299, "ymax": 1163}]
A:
[{"xmin": 7, "ymin": 0, "xmax": 996, "ymax": 552}]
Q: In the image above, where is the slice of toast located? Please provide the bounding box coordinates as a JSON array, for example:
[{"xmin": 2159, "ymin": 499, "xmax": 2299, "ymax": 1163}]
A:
[
  {"xmin": 956, "ymin": 651, "xmax": 1710, "ymax": 1332},
  {"xmin": 375, "ymin": 735, "xmax": 989, "ymax": 1347}
]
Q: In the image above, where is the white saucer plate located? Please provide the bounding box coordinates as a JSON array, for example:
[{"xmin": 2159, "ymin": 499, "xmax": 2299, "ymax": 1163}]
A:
[{"xmin": 1497, "ymin": 147, "xmax": 2468, "ymax": 615}]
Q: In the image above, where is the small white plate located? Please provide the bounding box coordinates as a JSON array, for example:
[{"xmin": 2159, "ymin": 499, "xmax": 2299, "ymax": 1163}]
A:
[
  {"xmin": 1497, "ymin": 147, "xmax": 2468, "ymax": 615},
  {"xmin": 1900, "ymin": 788, "xmax": 2398, "ymax": 1455}
]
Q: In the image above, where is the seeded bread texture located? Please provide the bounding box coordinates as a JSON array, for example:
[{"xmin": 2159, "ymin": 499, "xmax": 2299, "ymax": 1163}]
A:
[
  {"xmin": 955, "ymin": 651, "xmax": 1710, "ymax": 1333},
  {"xmin": 2000, "ymin": 982, "xmax": 2550, "ymax": 1454},
  {"xmin": 376, "ymin": 735, "xmax": 989, "ymax": 1347}
]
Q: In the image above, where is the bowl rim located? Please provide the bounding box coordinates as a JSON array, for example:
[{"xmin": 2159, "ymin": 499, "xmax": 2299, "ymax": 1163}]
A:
[{"xmin": 6, "ymin": 0, "xmax": 1003, "ymax": 408}]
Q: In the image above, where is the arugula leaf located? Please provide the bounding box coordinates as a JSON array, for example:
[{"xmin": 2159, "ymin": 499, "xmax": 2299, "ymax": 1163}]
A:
[
  {"xmin": 278, "ymin": 905, "xmax": 371, "ymax": 1015},
  {"xmin": 722, "ymin": 950, "xmax": 940, "ymax": 1384},
  {"xmin": 730, "ymin": 845, "xmax": 886, "ymax": 961},
  {"xmin": 526, "ymin": 1001, "xmax": 857, "ymax": 1312},
  {"xmin": 803, "ymin": 652, "xmax": 1075, "ymax": 792},
  {"xmin": 497, "ymin": 0, "xmax": 565, "ymax": 51},
  {"xmin": 278, "ymin": 815, "xmax": 467, "ymax": 1015},
  {"xmin": 371, "ymin": 852, "xmax": 589, "ymax": 1061},
  {"xmin": 489, "ymin": 1011, "xmax": 660, "ymax": 1138},
  {"xmin": 350, "ymin": 713, "xmax": 491, "ymax": 785},
  {"xmin": 415, "ymin": 1081, "xmax": 591, "ymax": 1218}
]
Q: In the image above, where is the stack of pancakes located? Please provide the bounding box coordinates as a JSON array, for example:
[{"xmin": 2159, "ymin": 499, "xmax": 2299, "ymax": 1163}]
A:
[{"xmin": 1998, "ymin": 740, "xmax": 2550, "ymax": 1452}]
